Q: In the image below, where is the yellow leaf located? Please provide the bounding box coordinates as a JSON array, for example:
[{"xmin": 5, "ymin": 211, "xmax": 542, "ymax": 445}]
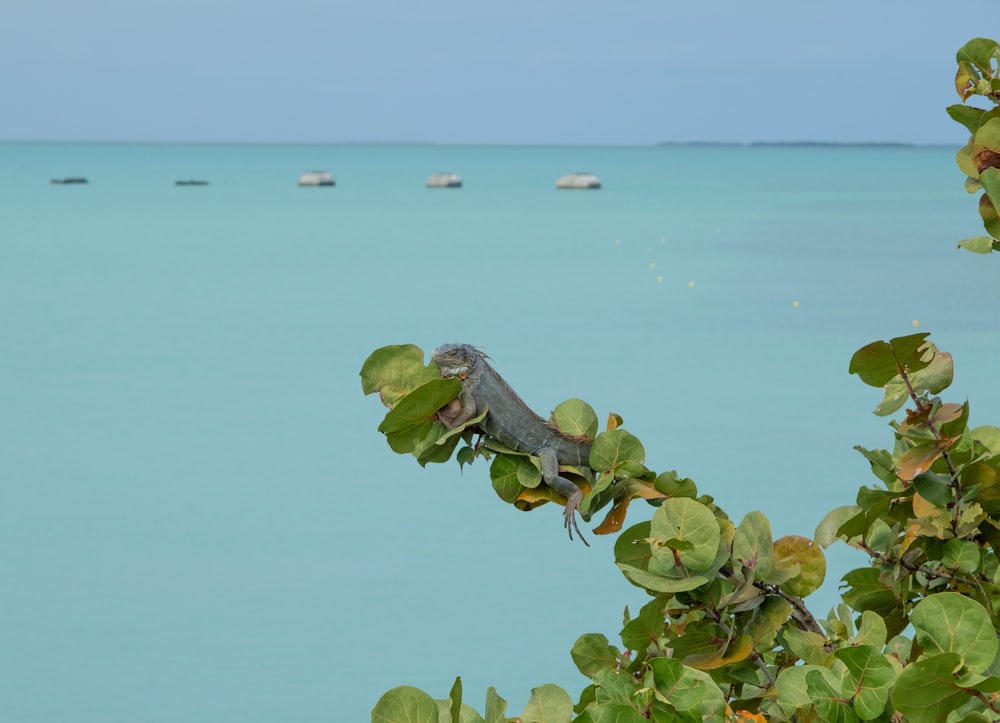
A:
[
  {"xmin": 912, "ymin": 491, "xmax": 937, "ymax": 517},
  {"xmin": 683, "ymin": 634, "xmax": 754, "ymax": 670},
  {"xmin": 594, "ymin": 495, "xmax": 631, "ymax": 535}
]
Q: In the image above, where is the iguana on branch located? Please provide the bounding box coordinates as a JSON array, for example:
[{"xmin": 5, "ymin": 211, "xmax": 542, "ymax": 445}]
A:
[{"xmin": 431, "ymin": 343, "xmax": 592, "ymax": 545}]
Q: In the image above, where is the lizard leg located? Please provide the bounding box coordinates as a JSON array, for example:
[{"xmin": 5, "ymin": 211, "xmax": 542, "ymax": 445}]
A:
[
  {"xmin": 538, "ymin": 448, "xmax": 589, "ymax": 547},
  {"xmin": 437, "ymin": 388, "xmax": 477, "ymax": 429}
]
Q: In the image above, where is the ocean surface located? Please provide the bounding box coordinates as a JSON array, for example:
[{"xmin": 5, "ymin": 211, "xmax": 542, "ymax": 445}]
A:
[{"xmin": 2, "ymin": 142, "xmax": 998, "ymax": 722}]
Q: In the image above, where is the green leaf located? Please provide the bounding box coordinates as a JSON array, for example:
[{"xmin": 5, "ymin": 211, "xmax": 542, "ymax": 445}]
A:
[
  {"xmin": 776, "ymin": 665, "xmax": 828, "ymax": 715},
  {"xmin": 958, "ymin": 235, "xmax": 998, "ymax": 253},
  {"xmin": 746, "ymin": 596, "xmax": 791, "ymax": 649},
  {"xmin": 875, "ymin": 347, "xmax": 954, "ymax": 416},
  {"xmin": 771, "ymin": 535, "xmax": 826, "ymax": 597},
  {"xmin": 647, "ymin": 658, "xmax": 727, "ymax": 720},
  {"xmin": 849, "ymin": 334, "xmax": 930, "ymax": 388},
  {"xmin": 520, "ymin": 684, "xmax": 574, "ymax": 723},
  {"xmin": 650, "ymin": 498, "xmax": 722, "ymax": 573},
  {"xmin": 490, "ymin": 455, "xmax": 526, "ymax": 503},
  {"xmin": 571, "ymin": 634, "xmax": 621, "ymax": 677},
  {"xmin": 732, "ymin": 511, "xmax": 772, "ymax": 582},
  {"xmin": 943, "ymin": 538, "xmax": 982, "ymax": 574},
  {"xmin": 910, "ymin": 593, "xmax": 998, "ymax": 673},
  {"xmin": 620, "ymin": 599, "xmax": 665, "ymax": 651},
  {"xmin": 805, "ymin": 667, "xmax": 858, "ymax": 723},
  {"xmin": 957, "ymin": 37, "xmax": 1000, "ymax": 78},
  {"xmin": 589, "ymin": 704, "xmax": 649, "ymax": 723},
  {"xmin": 913, "ymin": 471, "xmax": 955, "ymax": 506},
  {"xmin": 854, "ymin": 610, "xmax": 888, "ymax": 649},
  {"xmin": 378, "ymin": 378, "xmax": 463, "ymax": 455},
  {"xmin": 840, "ymin": 568, "xmax": 899, "ymax": 619},
  {"xmin": 815, "ymin": 505, "xmax": 863, "ymax": 547},
  {"xmin": 372, "ymin": 685, "xmax": 441, "ymax": 723},
  {"xmin": 617, "ymin": 563, "xmax": 709, "ymax": 594},
  {"xmin": 614, "ymin": 522, "xmax": 652, "ymax": 571},
  {"xmin": 836, "ymin": 645, "xmax": 895, "ymax": 719},
  {"xmin": 652, "ymin": 470, "xmax": 698, "ymax": 499},
  {"xmin": 484, "ymin": 688, "xmax": 507, "ymax": 723},
  {"xmin": 361, "ymin": 344, "xmax": 440, "ymax": 405},
  {"xmin": 590, "ymin": 429, "xmax": 646, "ymax": 476},
  {"xmin": 592, "ymin": 668, "xmax": 641, "ymax": 708},
  {"xmin": 550, "ymin": 398, "xmax": 598, "ymax": 438},
  {"xmin": 891, "ymin": 653, "xmax": 970, "ymax": 723},
  {"xmin": 448, "ymin": 677, "xmax": 463, "ymax": 723}
]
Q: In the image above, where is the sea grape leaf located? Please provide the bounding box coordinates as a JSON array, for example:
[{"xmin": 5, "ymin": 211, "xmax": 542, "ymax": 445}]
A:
[
  {"xmin": 909, "ymin": 593, "xmax": 998, "ymax": 673},
  {"xmin": 652, "ymin": 470, "xmax": 698, "ymax": 499},
  {"xmin": 378, "ymin": 378, "xmax": 462, "ymax": 448},
  {"xmin": 956, "ymin": 37, "xmax": 1000, "ymax": 78},
  {"xmin": 571, "ymin": 634, "xmax": 620, "ymax": 677},
  {"xmin": 897, "ymin": 443, "xmax": 947, "ymax": 482},
  {"xmin": 770, "ymin": 535, "xmax": 826, "ymax": 597},
  {"xmin": 891, "ymin": 653, "xmax": 970, "ymax": 723},
  {"xmin": 912, "ymin": 470, "xmax": 954, "ymax": 504},
  {"xmin": 849, "ymin": 333, "xmax": 930, "ymax": 388},
  {"xmin": 776, "ymin": 665, "xmax": 828, "ymax": 715},
  {"xmin": 972, "ymin": 425, "xmax": 1000, "ymax": 452},
  {"xmin": 650, "ymin": 498, "xmax": 721, "ymax": 573},
  {"xmin": 592, "ymin": 668, "xmax": 640, "ymax": 707},
  {"xmin": 620, "ymin": 599, "xmax": 665, "ymax": 651},
  {"xmin": 805, "ymin": 668, "xmax": 859, "ymax": 723},
  {"xmin": 840, "ymin": 568, "xmax": 899, "ymax": 620},
  {"xmin": 854, "ymin": 610, "xmax": 888, "ymax": 649},
  {"xmin": 682, "ymin": 634, "xmax": 754, "ymax": 671},
  {"xmin": 520, "ymin": 684, "xmax": 574, "ymax": 723},
  {"xmin": 732, "ymin": 511, "xmax": 772, "ymax": 582},
  {"xmin": 484, "ymin": 687, "xmax": 507, "ymax": 723},
  {"xmin": 550, "ymin": 398, "xmax": 598, "ymax": 439},
  {"xmin": 372, "ymin": 685, "xmax": 440, "ymax": 723},
  {"xmin": 614, "ymin": 522, "xmax": 652, "ymax": 571},
  {"xmin": 647, "ymin": 658, "xmax": 727, "ymax": 720},
  {"xmin": 815, "ymin": 505, "xmax": 863, "ymax": 547},
  {"xmin": 617, "ymin": 563, "xmax": 709, "ymax": 594},
  {"xmin": 361, "ymin": 344, "xmax": 441, "ymax": 406},
  {"xmin": 958, "ymin": 235, "xmax": 997, "ymax": 253},
  {"xmin": 589, "ymin": 429, "xmax": 646, "ymax": 478},
  {"xmin": 746, "ymin": 596, "xmax": 791, "ymax": 649},
  {"xmin": 942, "ymin": 538, "xmax": 982, "ymax": 574},
  {"xmin": 835, "ymin": 645, "xmax": 895, "ymax": 720},
  {"xmin": 490, "ymin": 456, "xmax": 525, "ymax": 503},
  {"xmin": 588, "ymin": 704, "xmax": 648, "ymax": 723}
]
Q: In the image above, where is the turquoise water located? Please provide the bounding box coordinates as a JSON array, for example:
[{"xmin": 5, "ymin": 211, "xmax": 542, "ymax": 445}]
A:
[{"xmin": 2, "ymin": 143, "xmax": 998, "ymax": 721}]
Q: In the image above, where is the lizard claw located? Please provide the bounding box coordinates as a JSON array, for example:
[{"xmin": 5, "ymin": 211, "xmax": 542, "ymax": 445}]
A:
[{"xmin": 564, "ymin": 497, "xmax": 590, "ymax": 547}]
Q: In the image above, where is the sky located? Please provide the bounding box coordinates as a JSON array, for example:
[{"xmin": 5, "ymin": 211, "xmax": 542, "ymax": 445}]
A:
[{"xmin": 1, "ymin": 0, "xmax": 992, "ymax": 145}]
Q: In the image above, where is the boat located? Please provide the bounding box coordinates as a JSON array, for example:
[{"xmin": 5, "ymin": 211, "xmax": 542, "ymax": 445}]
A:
[
  {"xmin": 298, "ymin": 171, "xmax": 336, "ymax": 187},
  {"xmin": 555, "ymin": 172, "xmax": 601, "ymax": 190},
  {"xmin": 426, "ymin": 173, "xmax": 462, "ymax": 188},
  {"xmin": 51, "ymin": 177, "xmax": 88, "ymax": 185},
  {"xmin": 175, "ymin": 180, "xmax": 209, "ymax": 186}
]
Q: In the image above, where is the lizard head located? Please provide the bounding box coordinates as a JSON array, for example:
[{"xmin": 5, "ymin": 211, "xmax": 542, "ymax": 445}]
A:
[{"xmin": 431, "ymin": 343, "xmax": 482, "ymax": 380}]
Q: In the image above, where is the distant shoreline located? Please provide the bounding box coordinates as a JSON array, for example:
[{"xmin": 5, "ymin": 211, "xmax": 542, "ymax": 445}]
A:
[{"xmin": 0, "ymin": 139, "xmax": 958, "ymax": 149}]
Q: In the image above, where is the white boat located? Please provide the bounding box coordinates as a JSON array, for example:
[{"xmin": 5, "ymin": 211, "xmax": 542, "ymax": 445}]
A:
[
  {"xmin": 555, "ymin": 172, "xmax": 601, "ymax": 190},
  {"xmin": 426, "ymin": 173, "xmax": 462, "ymax": 188},
  {"xmin": 298, "ymin": 171, "xmax": 336, "ymax": 187}
]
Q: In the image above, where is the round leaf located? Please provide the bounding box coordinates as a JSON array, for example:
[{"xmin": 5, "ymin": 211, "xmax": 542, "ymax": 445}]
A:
[
  {"xmin": 771, "ymin": 535, "xmax": 826, "ymax": 597},
  {"xmin": 372, "ymin": 685, "xmax": 440, "ymax": 723},
  {"xmin": 650, "ymin": 498, "xmax": 721, "ymax": 573},
  {"xmin": 550, "ymin": 398, "xmax": 598, "ymax": 438},
  {"xmin": 910, "ymin": 593, "xmax": 998, "ymax": 673}
]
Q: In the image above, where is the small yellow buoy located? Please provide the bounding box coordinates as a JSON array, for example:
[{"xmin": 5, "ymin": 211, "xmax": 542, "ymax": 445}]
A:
[
  {"xmin": 688, "ymin": 281, "xmax": 695, "ymax": 288},
  {"xmin": 649, "ymin": 262, "xmax": 656, "ymax": 270},
  {"xmin": 912, "ymin": 320, "xmax": 919, "ymax": 328},
  {"xmin": 656, "ymin": 275, "xmax": 663, "ymax": 283},
  {"xmin": 792, "ymin": 300, "xmax": 800, "ymax": 308}
]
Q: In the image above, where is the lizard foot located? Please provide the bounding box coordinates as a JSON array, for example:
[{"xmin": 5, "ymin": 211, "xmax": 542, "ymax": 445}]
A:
[{"xmin": 563, "ymin": 495, "xmax": 590, "ymax": 547}]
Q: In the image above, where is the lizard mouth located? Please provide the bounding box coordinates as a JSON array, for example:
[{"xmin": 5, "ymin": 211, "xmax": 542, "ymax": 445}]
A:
[{"xmin": 440, "ymin": 364, "xmax": 470, "ymax": 379}]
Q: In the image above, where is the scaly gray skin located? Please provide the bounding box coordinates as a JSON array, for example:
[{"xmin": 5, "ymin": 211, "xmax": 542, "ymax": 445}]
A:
[{"xmin": 431, "ymin": 343, "xmax": 592, "ymax": 545}]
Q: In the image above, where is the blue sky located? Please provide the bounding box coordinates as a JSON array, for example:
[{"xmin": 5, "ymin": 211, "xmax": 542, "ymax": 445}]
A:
[{"xmin": 2, "ymin": 0, "xmax": 989, "ymax": 144}]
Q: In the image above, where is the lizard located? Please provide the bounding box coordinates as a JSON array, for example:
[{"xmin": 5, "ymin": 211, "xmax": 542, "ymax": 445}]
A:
[{"xmin": 430, "ymin": 343, "xmax": 592, "ymax": 545}]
